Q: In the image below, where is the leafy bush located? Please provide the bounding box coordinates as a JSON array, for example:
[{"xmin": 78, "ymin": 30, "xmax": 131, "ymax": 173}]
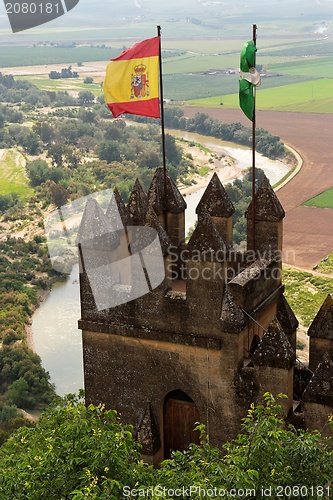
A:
[{"xmin": 0, "ymin": 393, "xmax": 152, "ymax": 499}]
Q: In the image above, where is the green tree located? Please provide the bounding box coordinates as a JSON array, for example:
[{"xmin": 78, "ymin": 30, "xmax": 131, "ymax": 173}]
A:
[
  {"xmin": 97, "ymin": 140, "xmax": 122, "ymax": 163},
  {"xmin": 0, "ymin": 393, "xmax": 152, "ymax": 499},
  {"xmin": 6, "ymin": 377, "xmax": 35, "ymax": 409},
  {"xmin": 156, "ymin": 394, "xmax": 333, "ymax": 498},
  {"xmin": 78, "ymin": 90, "xmax": 95, "ymax": 107}
]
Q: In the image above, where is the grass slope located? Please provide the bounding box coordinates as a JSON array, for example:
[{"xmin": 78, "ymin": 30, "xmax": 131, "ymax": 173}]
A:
[
  {"xmin": 283, "ymin": 267, "xmax": 333, "ymax": 327},
  {"xmin": 0, "ymin": 149, "xmax": 34, "ymax": 199}
]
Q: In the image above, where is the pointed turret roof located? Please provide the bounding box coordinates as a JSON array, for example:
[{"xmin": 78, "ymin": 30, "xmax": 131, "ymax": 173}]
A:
[
  {"xmin": 145, "ymin": 206, "xmax": 171, "ymax": 255},
  {"xmin": 276, "ymin": 294, "xmax": 299, "ymax": 336},
  {"xmin": 252, "ymin": 317, "xmax": 295, "ymax": 369},
  {"xmin": 106, "ymin": 187, "xmax": 130, "ymax": 229},
  {"xmin": 76, "ymin": 198, "xmax": 119, "ymax": 250},
  {"xmin": 147, "ymin": 167, "xmax": 186, "ymax": 215},
  {"xmin": 136, "ymin": 403, "xmax": 161, "ymax": 456},
  {"xmin": 220, "ymin": 288, "xmax": 246, "ymax": 333},
  {"xmin": 308, "ymin": 294, "xmax": 333, "ymax": 339},
  {"xmin": 196, "ymin": 173, "xmax": 234, "ymax": 218},
  {"xmin": 127, "ymin": 178, "xmax": 149, "ymax": 225},
  {"xmin": 303, "ymin": 353, "xmax": 333, "ymax": 406},
  {"xmin": 245, "ymin": 175, "xmax": 285, "ymax": 222},
  {"xmin": 187, "ymin": 211, "xmax": 226, "ymax": 260}
]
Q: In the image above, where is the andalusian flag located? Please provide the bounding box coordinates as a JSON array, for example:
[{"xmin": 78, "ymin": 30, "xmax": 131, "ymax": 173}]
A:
[
  {"xmin": 239, "ymin": 40, "xmax": 258, "ymax": 122},
  {"xmin": 103, "ymin": 36, "xmax": 160, "ymax": 118}
]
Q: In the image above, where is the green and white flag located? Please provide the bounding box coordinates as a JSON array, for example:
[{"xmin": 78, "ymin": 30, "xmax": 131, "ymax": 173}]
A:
[{"xmin": 239, "ymin": 40, "xmax": 260, "ymax": 121}]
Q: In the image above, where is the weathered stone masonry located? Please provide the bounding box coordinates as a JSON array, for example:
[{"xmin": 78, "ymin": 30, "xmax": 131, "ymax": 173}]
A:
[{"xmin": 78, "ymin": 167, "xmax": 333, "ymax": 463}]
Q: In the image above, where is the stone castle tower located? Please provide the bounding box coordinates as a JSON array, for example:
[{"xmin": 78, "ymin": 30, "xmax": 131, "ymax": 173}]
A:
[{"xmin": 77, "ymin": 168, "xmax": 333, "ymax": 463}]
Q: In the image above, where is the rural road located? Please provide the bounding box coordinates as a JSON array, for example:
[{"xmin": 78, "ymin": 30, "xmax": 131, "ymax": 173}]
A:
[{"xmin": 184, "ymin": 107, "xmax": 333, "ymax": 269}]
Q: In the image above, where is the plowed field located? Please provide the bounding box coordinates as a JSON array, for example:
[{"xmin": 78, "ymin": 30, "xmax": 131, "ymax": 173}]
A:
[{"xmin": 184, "ymin": 107, "xmax": 333, "ymax": 269}]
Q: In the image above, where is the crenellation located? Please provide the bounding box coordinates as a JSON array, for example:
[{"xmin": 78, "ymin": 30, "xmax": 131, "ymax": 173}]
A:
[
  {"xmin": 308, "ymin": 294, "xmax": 333, "ymax": 372},
  {"xmin": 196, "ymin": 172, "xmax": 234, "ymax": 245},
  {"xmin": 245, "ymin": 175, "xmax": 285, "ymax": 254},
  {"xmin": 78, "ymin": 167, "xmax": 333, "ymax": 463},
  {"xmin": 127, "ymin": 178, "xmax": 149, "ymax": 225}
]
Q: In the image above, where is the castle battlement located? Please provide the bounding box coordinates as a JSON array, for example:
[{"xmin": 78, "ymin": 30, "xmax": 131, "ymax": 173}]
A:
[{"xmin": 78, "ymin": 167, "xmax": 333, "ymax": 463}]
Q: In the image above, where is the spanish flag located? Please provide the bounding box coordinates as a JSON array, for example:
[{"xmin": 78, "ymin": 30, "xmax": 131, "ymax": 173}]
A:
[{"xmin": 103, "ymin": 36, "xmax": 160, "ymax": 118}]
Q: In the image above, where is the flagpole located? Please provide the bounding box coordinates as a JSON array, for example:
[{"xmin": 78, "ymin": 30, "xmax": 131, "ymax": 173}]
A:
[
  {"xmin": 157, "ymin": 25, "xmax": 168, "ymax": 231},
  {"xmin": 251, "ymin": 23, "xmax": 257, "ymax": 253}
]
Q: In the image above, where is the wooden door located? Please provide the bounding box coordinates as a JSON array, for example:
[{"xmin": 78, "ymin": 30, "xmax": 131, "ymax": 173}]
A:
[{"xmin": 164, "ymin": 396, "xmax": 200, "ymax": 459}]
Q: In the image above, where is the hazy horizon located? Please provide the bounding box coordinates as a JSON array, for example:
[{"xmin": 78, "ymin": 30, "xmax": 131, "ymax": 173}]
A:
[{"xmin": 0, "ymin": 0, "xmax": 332, "ymax": 41}]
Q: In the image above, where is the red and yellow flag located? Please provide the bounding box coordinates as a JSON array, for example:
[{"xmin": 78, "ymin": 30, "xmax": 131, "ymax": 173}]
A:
[{"xmin": 103, "ymin": 36, "xmax": 160, "ymax": 118}]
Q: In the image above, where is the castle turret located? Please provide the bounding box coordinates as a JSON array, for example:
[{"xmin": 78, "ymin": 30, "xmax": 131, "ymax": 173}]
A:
[
  {"xmin": 186, "ymin": 211, "xmax": 226, "ymax": 326},
  {"xmin": 303, "ymin": 353, "xmax": 333, "ymax": 436},
  {"xmin": 147, "ymin": 167, "xmax": 186, "ymax": 247},
  {"xmin": 220, "ymin": 288, "xmax": 246, "ymax": 334},
  {"xmin": 106, "ymin": 186, "xmax": 131, "ymax": 229},
  {"xmin": 77, "ymin": 198, "xmax": 120, "ymax": 314},
  {"xmin": 137, "ymin": 403, "xmax": 161, "ymax": 464},
  {"xmin": 78, "ymin": 167, "xmax": 299, "ymax": 463},
  {"xmin": 245, "ymin": 175, "xmax": 285, "ymax": 255},
  {"xmin": 252, "ymin": 317, "xmax": 295, "ymax": 415},
  {"xmin": 196, "ymin": 172, "xmax": 235, "ymax": 245},
  {"xmin": 276, "ymin": 294, "xmax": 299, "ymax": 353},
  {"xmin": 308, "ymin": 294, "xmax": 333, "ymax": 372},
  {"xmin": 127, "ymin": 178, "xmax": 149, "ymax": 226}
]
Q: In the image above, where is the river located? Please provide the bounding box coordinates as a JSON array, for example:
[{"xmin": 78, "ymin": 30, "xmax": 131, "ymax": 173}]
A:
[{"xmin": 31, "ymin": 133, "xmax": 293, "ymax": 396}]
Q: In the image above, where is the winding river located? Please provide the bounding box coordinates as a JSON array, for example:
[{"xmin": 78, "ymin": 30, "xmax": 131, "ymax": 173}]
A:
[{"xmin": 31, "ymin": 133, "xmax": 293, "ymax": 396}]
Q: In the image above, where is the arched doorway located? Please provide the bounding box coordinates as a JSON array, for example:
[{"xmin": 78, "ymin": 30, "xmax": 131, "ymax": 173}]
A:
[{"xmin": 163, "ymin": 389, "xmax": 200, "ymax": 459}]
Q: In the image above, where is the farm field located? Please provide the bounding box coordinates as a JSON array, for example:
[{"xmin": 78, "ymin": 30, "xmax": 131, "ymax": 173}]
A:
[
  {"xmin": 16, "ymin": 75, "xmax": 103, "ymax": 96},
  {"xmin": 183, "ymin": 107, "xmax": 333, "ymax": 269},
  {"xmin": 2, "ymin": 30, "xmax": 333, "ymax": 110},
  {"xmin": 303, "ymin": 187, "xmax": 333, "ymax": 209},
  {"xmin": 0, "ymin": 149, "xmax": 33, "ymax": 199},
  {"xmin": 0, "ymin": 46, "xmax": 120, "ymax": 68},
  {"xmin": 189, "ymin": 78, "xmax": 333, "ymax": 113}
]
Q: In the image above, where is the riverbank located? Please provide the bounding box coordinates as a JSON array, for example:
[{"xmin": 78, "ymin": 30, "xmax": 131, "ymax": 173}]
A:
[
  {"xmin": 25, "ymin": 287, "xmax": 50, "ymax": 352},
  {"xmin": 178, "ymin": 141, "xmax": 242, "ymax": 196},
  {"xmin": 174, "ymin": 133, "xmax": 299, "ymax": 197}
]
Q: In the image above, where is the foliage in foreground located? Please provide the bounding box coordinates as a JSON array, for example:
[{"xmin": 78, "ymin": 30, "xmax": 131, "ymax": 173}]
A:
[
  {"xmin": 0, "ymin": 391, "xmax": 152, "ymax": 500},
  {"xmin": 0, "ymin": 393, "xmax": 333, "ymax": 499}
]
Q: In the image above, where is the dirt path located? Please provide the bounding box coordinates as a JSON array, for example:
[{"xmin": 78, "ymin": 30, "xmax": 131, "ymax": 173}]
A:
[{"xmin": 184, "ymin": 107, "xmax": 333, "ymax": 269}]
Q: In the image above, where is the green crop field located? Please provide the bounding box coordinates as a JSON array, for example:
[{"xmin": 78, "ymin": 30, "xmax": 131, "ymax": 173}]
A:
[
  {"xmin": 268, "ymin": 57, "xmax": 333, "ymax": 78},
  {"xmin": 16, "ymin": 75, "xmax": 103, "ymax": 96},
  {"xmin": 0, "ymin": 149, "xmax": 34, "ymax": 199},
  {"xmin": 188, "ymin": 78, "xmax": 333, "ymax": 113},
  {"xmin": 0, "ymin": 46, "xmax": 119, "ymax": 68},
  {"xmin": 303, "ymin": 187, "xmax": 333, "ymax": 209}
]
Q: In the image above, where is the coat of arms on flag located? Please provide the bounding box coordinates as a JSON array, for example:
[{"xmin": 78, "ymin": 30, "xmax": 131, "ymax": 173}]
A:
[{"xmin": 131, "ymin": 64, "xmax": 150, "ymax": 99}]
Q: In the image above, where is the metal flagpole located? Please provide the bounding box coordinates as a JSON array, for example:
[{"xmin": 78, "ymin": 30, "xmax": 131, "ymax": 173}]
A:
[
  {"xmin": 251, "ymin": 24, "xmax": 257, "ymax": 252},
  {"xmin": 157, "ymin": 25, "xmax": 168, "ymax": 231}
]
